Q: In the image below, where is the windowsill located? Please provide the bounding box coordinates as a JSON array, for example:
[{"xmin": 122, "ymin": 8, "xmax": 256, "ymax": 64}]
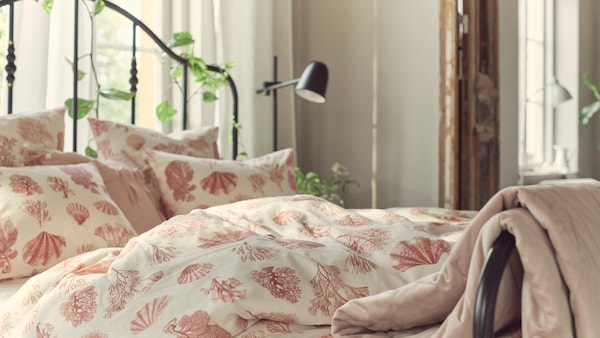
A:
[{"xmin": 518, "ymin": 171, "xmax": 578, "ymax": 185}]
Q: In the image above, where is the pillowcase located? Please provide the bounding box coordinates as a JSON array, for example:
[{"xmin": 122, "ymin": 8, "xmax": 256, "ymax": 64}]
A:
[
  {"xmin": 87, "ymin": 117, "xmax": 220, "ymax": 167},
  {"xmin": 143, "ymin": 148, "xmax": 298, "ymax": 217},
  {"xmin": 0, "ymin": 163, "xmax": 137, "ymax": 281},
  {"xmin": 34, "ymin": 151, "xmax": 167, "ymax": 234},
  {"xmin": 0, "ymin": 107, "xmax": 66, "ymax": 167}
]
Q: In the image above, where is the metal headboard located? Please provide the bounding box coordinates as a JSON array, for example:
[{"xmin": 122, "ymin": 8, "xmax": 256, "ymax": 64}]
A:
[{"xmin": 0, "ymin": 0, "xmax": 239, "ymax": 158}]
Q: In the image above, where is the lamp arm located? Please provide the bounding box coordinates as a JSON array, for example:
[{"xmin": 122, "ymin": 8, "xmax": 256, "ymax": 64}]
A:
[{"xmin": 256, "ymin": 78, "xmax": 300, "ymax": 94}]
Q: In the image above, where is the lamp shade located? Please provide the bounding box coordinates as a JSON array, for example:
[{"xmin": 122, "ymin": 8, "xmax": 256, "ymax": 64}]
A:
[
  {"xmin": 550, "ymin": 77, "xmax": 572, "ymax": 108},
  {"xmin": 295, "ymin": 61, "xmax": 329, "ymax": 103}
]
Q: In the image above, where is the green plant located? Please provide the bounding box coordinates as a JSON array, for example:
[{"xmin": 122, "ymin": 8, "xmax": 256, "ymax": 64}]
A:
[
  {"xmin": 37, "ymin": 0, "xmax": 233, "ymax": 147},
  {"xmin": 294, "ymin": 163, "xmax": 359, "ymax": 208},
  {"xmin": 580, "ymin": 73, "xmax": 600, "ymax": 125}
]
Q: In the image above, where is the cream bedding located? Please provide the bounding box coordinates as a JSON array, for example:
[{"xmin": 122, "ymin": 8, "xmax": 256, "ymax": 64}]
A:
[
  {"xmin": 331, "ymin": 183, "xmax": 600, "ymax": 337},
  {"xmin": 0, "ymin": 278, "xmax": 29, "ymax": 305},
  {"xmin": 0, "ymin": 195, "xmax": 475, "ymax": 337}
]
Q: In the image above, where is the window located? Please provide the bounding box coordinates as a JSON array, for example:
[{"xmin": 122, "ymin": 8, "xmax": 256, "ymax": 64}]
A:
[{"xmin": 518, "ymin": 0, "xmax": 574, "ymax": 177}]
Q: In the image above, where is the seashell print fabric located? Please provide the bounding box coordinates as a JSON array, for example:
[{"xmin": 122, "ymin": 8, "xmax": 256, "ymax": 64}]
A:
[
  {"xmin": 144, "ymin": 148, "xmax": 298, "ymax": 217},
  {"xmin": 0, "ymin": 107, "xmax": 66, "ymax": 167},
  {"xmin": 0, "ymin": 195, "xmax": 475, "ymax": 337},
  {"xmin": 0, "ymin": 163, "xmax": 137, "ymax": 281},
  {"xmin": 87, "ymin": 117, "xmax": 220, "ymax": 167}
]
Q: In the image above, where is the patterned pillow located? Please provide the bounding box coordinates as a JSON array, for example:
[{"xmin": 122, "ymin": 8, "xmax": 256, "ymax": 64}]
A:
[
  {"xmin": 143, "ymin": 148, "xmax": 298, "ymax": 217},
  {"xmin": 35, "ymin": 151, "xmax": 167, "ymax": 234},
  {"xmin": 0, "ymin": 107, "xmax": 66, "ymax": 166},
  {"xmin": 87, "ymin": 117, "xmax": 220, "ymax": 167},
  {"xmin": 0, "ymin": 163, "xmax": 137, "ymax": 281}
]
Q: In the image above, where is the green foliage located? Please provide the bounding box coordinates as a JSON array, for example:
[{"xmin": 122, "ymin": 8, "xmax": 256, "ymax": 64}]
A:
[
  {"xmin": 39, "ymin": 0, "xmax": 232, "ymax": 127},
  {"xmin": 156, "ymin": 100, "xmax": 178, "ymax": 124},
  {"xmin": 85, "ymin": 146, "xmax": 97, "ymax": 159},
  {"xmin": 580, "ymin": 73, "xmax": 600, "ymax": 125},
  {"xmin": 35, "ymin": 0, "xmax": 53, "ymax": 14},
  {"xmin": 294, "ymin": 163, "xmax": 359, "ymax": 208},
  {"xmin": 64, "ymin": 98, "xmax": 95, "ymax": 119}
]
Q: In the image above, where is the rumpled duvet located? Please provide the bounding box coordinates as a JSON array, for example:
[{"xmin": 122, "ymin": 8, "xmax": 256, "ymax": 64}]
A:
[
  {"xmin": 331, "ymin": 183, "xmax": 600, "ymax": 337},
  {"xmin": 0, "ymin": 195, "xmax": 476, "ymax": 337}
]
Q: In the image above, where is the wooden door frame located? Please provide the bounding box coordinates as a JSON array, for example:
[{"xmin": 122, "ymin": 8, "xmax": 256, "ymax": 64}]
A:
[{"xmin": 440, "ymin": 0, "xmax": 500, "ymax": 210}]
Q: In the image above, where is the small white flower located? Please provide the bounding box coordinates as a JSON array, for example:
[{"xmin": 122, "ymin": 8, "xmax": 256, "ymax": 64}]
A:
[{"xmin": 331, "ymin": 162, "xmax": 349, "ymax": 176}]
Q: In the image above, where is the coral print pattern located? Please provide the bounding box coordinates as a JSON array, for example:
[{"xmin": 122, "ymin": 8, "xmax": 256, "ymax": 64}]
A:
[
  {"xmin": 0, "ymin": 163, "xmax": 136, "ymax": 281},
  {"xmin": 87, "ymin": 117, "xmax": 220, "ymax": 167},
  {"xmin": 0, "ymin": 107, "xmax": 66, "ymax": 167},
  {"xmin": 144, "ymin": 148, "xmax": 299, "ymax": 217},
  {"xmin": 0, "ymin": 195, "xmax": 474, "ymax": 337}
]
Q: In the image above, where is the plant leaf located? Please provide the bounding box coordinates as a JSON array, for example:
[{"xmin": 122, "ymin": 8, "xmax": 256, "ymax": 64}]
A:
[
  {"xmin": 580, "ymin": 101, "xmax": 600, "ymax": 125},
  {"xmin": 64, "ymin": 57, "xmax": 86, "ymax": 81},
  {"xmin": 65, "ymin": 98, "xmax": 95, "ymax": 119},
  {"xmin": 85, "ymin": 146, "xmax": 98, "ymax": 159},
  {"xmin": 100, "ymin": 88, "xmax": 135, "ymax": 101},
  {"xmin": 202, "ymin": 91, "xmax": 218, "ymax": 103},
  {"xmin": 94, "ymin": 0, "xmax": 105, "ymax": 15},
  {"xmin": 35, "ymin": 0, "xmax": 53, "ymax": 13},
  {"xmin": 583, "ymin": 73, "xmax": 600, "ymax": 101},
  {"xmin": 224, "ymin": 61, "xmax": 236, "ymax": 70},
  {"xmin": 156, "ymin": 100, "xmax": 177, "ymax": 124},
  {"xmin": 170, "ymin": 64, "xmax": 183, "ymax": 79},
  {"xmin": 169, "ymin": 32, "xmax": 194, "ymax": 48}
]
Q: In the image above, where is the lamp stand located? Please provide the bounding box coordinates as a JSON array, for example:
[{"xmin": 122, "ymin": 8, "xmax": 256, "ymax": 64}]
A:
[{"xmin": 261, "ymin": 56, "xmax": 280, "ymax": 151}]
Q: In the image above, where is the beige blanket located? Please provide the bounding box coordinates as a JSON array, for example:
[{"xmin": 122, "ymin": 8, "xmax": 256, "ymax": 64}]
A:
[{"xmin": 331, "ymin": 183, "xmax": 600, "ymax": 337}]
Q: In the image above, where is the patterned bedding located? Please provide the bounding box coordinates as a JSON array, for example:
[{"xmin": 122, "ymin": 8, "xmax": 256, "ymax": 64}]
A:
[{"xmin": 0, "ymin": 195, "xmax": 475, "ymax": 337}]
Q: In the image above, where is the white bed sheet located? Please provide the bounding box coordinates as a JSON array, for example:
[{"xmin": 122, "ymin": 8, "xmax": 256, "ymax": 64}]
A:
[{"xmin": 0, "ymin": 278, "xmax": 29, "ymax": 304}]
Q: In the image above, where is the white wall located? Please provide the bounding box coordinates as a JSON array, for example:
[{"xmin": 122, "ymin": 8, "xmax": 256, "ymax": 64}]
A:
[
  {"xmin": 291, "ymin": 0, "xmax": 440, "ymax": 208},
  {"xmin": 286, "ymin": 0, "xmax": 599, "ymax": 209}
]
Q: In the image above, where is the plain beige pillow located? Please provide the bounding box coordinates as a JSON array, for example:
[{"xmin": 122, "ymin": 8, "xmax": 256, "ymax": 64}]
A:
[{"xmin": 38, "ymin": 151, "xmax": 166, "ymax": 234}]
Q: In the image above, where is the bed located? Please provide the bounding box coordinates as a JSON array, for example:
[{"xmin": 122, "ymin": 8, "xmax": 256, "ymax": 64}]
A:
[{"xmin": 0, "ymin": 1, "xmax": 599, "ymax": 337}]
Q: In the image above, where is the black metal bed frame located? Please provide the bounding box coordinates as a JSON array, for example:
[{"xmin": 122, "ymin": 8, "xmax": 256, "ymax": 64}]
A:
[
  {"xmin": 473, "ymin": 230, "xmax": 517, "ymax": 337},
  {"xmin": 0, "ymin": 0, "xmax": 239, "ymax": 158}
]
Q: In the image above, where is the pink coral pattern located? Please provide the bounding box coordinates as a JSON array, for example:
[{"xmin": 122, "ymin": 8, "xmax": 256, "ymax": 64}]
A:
[
  {"xmin": 164, "ymin": 161, "xmax": 197, "ymax": 202},
  {"xmin": 66, "ymin": 203, "xmax": 90, "ymax": 225},
  {"xmin": 129, "ymin": 296, "xmax": 172, "ymax": 334},
  {"xmin": 0, "ymin": 217, "xmax": 18, "ymax": 274},
  {"xmin": 177, "ymin": 263, "xmax": 212, "ymax": 284},
  {"xmin": 94, "ymin": 223, "xmax": 135, "ymax": 247},
  {"xmin": 88, "ymin": 117, "xmax": 219, "ymax": 167},
  {"xmin": 143, "ymin": 148, "xmax": 297, "ymax": 217},
  {"xmin": 250, "ymin": 266, "xmax": 301, "ymax": 303},
  {"xmin": 163, "ymin": 310, "xmax": 231, "ymax": 337},
  {"xmin": 200, "ymin": 171, "xmax": 238, "ymax": 195},
  {"xmin": 59, "ymin": 286, "xmax": 97, "ymax": 327},
  {"xmin": 0, "ymin": 108, "xmax": 65, "ymax": 166},
  {"xmin": 390, "ymin": 236, "xmax": 451, "ymax": 271},
  {"xmin": 10, "ymin": 175, "xmax": 43, "ymax": 195},
  {"xmin": 23, "ymin": 231, "xmax": 66, "ymax": 266},
  {"xmin": 0, "ymin": 195, "xmax": 468, "ymax": 336},
  {"xmin": 93, "ymin": 201, "xmax": 119, "ymax": 216}
]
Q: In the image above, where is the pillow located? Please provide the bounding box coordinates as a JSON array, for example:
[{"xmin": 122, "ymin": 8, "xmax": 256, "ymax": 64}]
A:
[
  {"xmin": 143, "ymin": 148, "xmax": 298, "ymax": 217},
  {"xmin": 35, "ymin": 151, "xmax": 167, "ymax": 234},
  {"xmin": 87, "ymin": 117, "xmax": 220, "ymax": 167},
  {"xmin": 0, "ymin": 107, "xmax": 66, "ymax": 167},
  {"xmin": 0, "ymin": 163, "xmax": 137, "ymax": 280}
]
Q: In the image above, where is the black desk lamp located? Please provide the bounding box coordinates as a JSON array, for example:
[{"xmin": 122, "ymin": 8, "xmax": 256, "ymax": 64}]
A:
[{"xmin": 257, "ymin": 56, "xmax": 329, "ymax": 150}]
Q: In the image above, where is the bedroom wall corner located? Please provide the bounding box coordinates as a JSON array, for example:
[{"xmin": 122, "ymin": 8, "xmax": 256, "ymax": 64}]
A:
[
  {"xmin": 291, "ymin": 0, "xmax": 440, "ymax": 208},
  {"xmin": 498, "ymin": 0, "xmax": 519, "ymax": 189}
]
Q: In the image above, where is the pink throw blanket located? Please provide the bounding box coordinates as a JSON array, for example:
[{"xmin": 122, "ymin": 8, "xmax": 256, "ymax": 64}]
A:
[{"xmin": 332, "ymin": 183, "xmax": 600, "ymax": 337}]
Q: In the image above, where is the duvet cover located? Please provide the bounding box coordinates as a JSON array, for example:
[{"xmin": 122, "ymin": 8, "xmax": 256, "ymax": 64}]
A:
[{"xmin": 0, "ymin": 195, "xmax": 475, "ymax": 337}]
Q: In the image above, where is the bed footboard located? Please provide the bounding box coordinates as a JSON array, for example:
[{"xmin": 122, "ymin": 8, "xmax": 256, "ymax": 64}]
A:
[{"xmin": 473, "ymin": 230, "xmax": 516, "ymax": 338}]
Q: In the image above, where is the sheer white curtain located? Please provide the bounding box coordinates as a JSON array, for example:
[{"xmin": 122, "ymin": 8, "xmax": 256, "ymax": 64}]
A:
[
  {"xmin": 0, "ymin": 0, "xmax": 95, "ymax": 153},
  {"xmin": 158, "ymin": 0, "xmax": 294, "ymax": 159},
  {"xmin": 1, "ymin": 0, "xmax": 293, "ymax": 159}
]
